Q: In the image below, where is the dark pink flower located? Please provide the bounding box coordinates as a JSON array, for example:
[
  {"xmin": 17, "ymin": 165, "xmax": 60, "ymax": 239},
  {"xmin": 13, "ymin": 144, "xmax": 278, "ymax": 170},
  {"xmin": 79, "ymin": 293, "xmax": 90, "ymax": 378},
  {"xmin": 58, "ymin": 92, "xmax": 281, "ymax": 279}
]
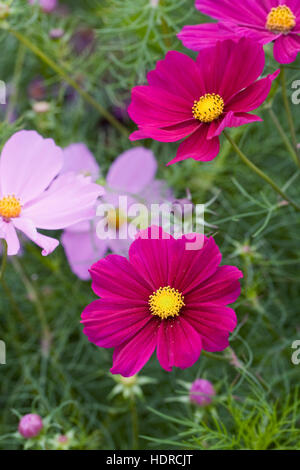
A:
[
  {"xmin": 128, "ymin": 39, "xmax": 279, "ymax": 165},
  {"xmin": 190, "ymin": 378, "xmax": 216, "ymax": 406},
  {"xmin": 178, "ymin": 0, "xmax": 300, "ymax": 64},
  {"xmin": 18, "ymin": 414, "xmax": 43, "ymax": 439},
  {"xmin": 81, "ymin": 226, "xmax": 242, "ymax": 377}
]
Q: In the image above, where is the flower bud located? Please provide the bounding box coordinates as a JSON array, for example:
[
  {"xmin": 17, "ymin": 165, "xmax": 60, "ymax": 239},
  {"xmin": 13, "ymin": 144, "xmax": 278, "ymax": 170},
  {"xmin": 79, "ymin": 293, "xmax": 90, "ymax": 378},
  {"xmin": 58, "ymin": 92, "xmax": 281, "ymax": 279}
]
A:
[
  {"xmin": 18, "ymin": 413, "xmax": 43, "ymax": 439},
  {"xmin": 50, "ymin": 28, "xmax": 64, "ymax": 39},
  {"xmin": 190, "ymin": 379, "xmax": 215, "ymax": 407},
  {"xmin": 33, "ymin": 101, "xmax": 51, "ymax": 113},
  {"xmin": 28, "ymin": 0, "xmax": 57, "ymax": 13},
  {"xmin": 40, "ymin": 0, "xmax": 57, "ymax": 13}
]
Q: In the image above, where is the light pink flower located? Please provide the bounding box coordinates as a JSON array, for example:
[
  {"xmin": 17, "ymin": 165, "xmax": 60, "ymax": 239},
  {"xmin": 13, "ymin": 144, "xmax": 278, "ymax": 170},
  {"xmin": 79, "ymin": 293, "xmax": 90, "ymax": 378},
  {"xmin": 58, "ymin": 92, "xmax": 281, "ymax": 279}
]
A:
[
  {"xmin": 0, "ymin": 131, "xmax": 103, "ymax": 256},
  {"xmin": 178, "ymin": 0, "xmax": 300, "ymax": 64},
  {"xmin": 81, "ymin": 226, "xmax": 243, "ymax": 377},
  {"xmin": 128, "ymin": 39, "xmax": 279, "ymax": 164},
  {"xmin": 61, "ymin": 144, "xmax": 173, "ymax": 280},
  {"xmin": 61, "ymin": 143, "xmax": 100, "ymax": 181}
]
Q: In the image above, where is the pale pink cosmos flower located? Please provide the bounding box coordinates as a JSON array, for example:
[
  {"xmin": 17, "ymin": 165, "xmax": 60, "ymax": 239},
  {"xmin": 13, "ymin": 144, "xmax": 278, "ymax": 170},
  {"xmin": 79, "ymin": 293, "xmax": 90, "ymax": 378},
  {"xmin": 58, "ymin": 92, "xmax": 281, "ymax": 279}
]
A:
[
  {"xmin": 0, "ymin": 131, "xmax": 103, "ymax": 257},
  {"xmin": 61, "ymin": 144, "xmax": 173, "ymax": 280}
]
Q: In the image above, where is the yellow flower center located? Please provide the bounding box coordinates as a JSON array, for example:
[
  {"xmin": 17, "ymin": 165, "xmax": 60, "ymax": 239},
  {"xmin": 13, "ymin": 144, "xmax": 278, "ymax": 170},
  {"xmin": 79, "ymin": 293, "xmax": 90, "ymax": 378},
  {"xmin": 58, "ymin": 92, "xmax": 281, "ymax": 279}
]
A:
[
  {"xmin": 107, "ymin": 208, "xmax": 127, "ymax": 231},
  {"xmin": 0, "ymin": 195, "xmax": 21, "ymax": 220},
  {"xmin": 266, "ymin": 5, "xmax": 296, "ymax": 33},
  {"xmin": 149, "ymin": 286, "xmax": 185, "ymax": 320},
  {"xmin": 192, "ymin": 93, "xmax": 224, "ymax": 123}
]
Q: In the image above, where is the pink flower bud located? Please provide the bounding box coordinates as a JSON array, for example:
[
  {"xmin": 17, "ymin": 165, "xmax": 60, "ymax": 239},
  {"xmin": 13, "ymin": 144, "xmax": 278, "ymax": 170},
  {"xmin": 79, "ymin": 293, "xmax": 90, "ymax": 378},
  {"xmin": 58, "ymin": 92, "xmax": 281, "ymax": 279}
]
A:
[
  {"xmin": 18, "ymin": 414, "xmax": 43, "ymax": 439},
  {"xmin": 28, "ymin": 0, "xmax": 57, "ymax": 13},
  {"xmin": 190, "ymin": 379, "xmax": 216, "ymax": 407},
  {"xmin": 40, "ymin": 0, "xmax": 57, "ymax": 12},
  {"xmin": 50, "ymin": 28, "xmax": 64, "ymax": 40},
  {"xmin": 28, "ymin": 78, "xmax": 46, "ymax": 101}
]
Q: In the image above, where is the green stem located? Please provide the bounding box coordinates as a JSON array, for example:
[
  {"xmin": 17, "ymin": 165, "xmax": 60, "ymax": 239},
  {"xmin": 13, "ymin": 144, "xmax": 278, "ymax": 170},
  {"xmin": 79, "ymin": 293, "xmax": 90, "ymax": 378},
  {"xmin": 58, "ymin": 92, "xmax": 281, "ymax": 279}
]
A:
[
  {"xmin": 203, "ymin": 351, "xmax": 228, "ymax": 362},
  {"xmin": 5, "ymin": 42, "xmax": 26, "ymax": 123},
  {"xmin": 204, "ymin": 351, "xmax": 271, "ymax": 393},
  {"xmin": 159, "ymin": 1, "xmax": 172, "ymax": 49},
  {"xmin": 0, "ymin": 278, "xmax": 34, "ymax": 334},
  {"xmin": 267, "ymin": 107, "xmax": 300, "ymax": 168},
  {"xmin": 130, "ymin": 398, "xmax": 139, "ymax": 450},
  {"xmin": 11, "ymin": 257, "xmax": 50, "ymax": 337},
  {"xmin": 0, "ymin": 240, "xmax": 8, "ymax": 280},
  {"xmin": 280, "ymin": 68, "xmax": 299, "ymax": 158},
  {"xmin": 0, "ymin": 243, "xmax": 34, "ymax": 334},
  {"xmin": 7, "ymin": 28, "xmax": 129, "ymax": 138},
  {"xmin": 223, "ymin": 130, "xmax": 300, "ymax": 212}
]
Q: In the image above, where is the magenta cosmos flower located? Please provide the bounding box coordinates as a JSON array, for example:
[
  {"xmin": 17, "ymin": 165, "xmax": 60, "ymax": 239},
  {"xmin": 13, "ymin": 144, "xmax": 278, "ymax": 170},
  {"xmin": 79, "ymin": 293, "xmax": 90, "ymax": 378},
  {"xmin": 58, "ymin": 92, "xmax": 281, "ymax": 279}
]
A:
[
  {"xmin": 128, "ymin": 38, "xmax": 279, "ymax": 164},
  {"xmin": 18, "ymin": 414, "xmax": 43, "ymax": 439},
  {"xmin": 179, "ymin": 0, "xmax": 300, "ymax": 64},
  {"xmin": 62, "ymin": 144, "xmax": 173, "ymax": 280},
  {"xmin": 0, "ymin": 131, "xmax": 103, "ymax": 256},
  {"xmin": 81, "ymin": 226, "xmax": 242, "ymax": 377}
]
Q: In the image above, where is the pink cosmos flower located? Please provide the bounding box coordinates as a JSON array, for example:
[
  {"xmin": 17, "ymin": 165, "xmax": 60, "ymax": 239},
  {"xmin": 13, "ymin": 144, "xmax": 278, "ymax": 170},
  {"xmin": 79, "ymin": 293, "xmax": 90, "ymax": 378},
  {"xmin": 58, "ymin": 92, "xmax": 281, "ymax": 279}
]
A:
[
  {"xmin": 178, "ymin": 0, "xmax": 300, "ymax": 64},
  {"xmin": 128, "ymin": 38, "xmax": 280, "ymax": 165},
  {"xmin": 81, "ymin": 226, "xmax": 243, "ymax": 377},
  {"xmin": 18, "ymin": 414, "xmax": 43, "ymax": 439},
  {"xmin": 61, "ymin": 144, "xmax": 173, "ymax": 280},
  {"xmin": 0, "ymin": 131, "xmax": 103, "ymax": 256},
  {"xmin": 190, "ymin": 378, "xmax": 216, "ymax": 406}
]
